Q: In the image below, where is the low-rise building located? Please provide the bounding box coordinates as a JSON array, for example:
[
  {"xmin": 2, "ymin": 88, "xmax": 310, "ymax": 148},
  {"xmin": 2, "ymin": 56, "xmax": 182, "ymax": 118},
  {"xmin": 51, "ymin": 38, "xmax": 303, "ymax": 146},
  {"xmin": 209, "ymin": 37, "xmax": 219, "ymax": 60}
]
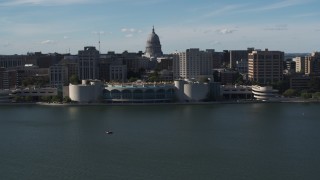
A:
[
  {"xmin": 290, "ymin": 75, "xmax": 311, "ymax": 90},
  {"xmin": 220, "ymin": 85, "xmax": 253, "ymax": 100},
  {"xmin": 252, "ymin": 85, "xmax": 279, "ymax": 101},
  {"xmin": 104, "ymin": 83, "xmax": 175, "ymax": 103}
]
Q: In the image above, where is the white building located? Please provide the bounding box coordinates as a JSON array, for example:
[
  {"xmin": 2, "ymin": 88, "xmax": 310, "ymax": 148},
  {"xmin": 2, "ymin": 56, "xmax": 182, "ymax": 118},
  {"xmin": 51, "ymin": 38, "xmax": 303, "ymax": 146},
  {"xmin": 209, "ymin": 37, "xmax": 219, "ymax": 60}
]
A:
[
  {"xmin": 69, "ymin": 80, "xmax": 103, "ymax": 103},
  {"xmin": 174, "ymin": 80, "xmax": 209, "ymax": 102},
  {"xmin": 173, "ymin": 48, "xmax": 214, "ymax": 80},
  {"xmin": 252, "ymin": 85, "xmax": 279, "ymax": 101},
  {"xmin": 293, "ymin": 57, "xmax": 305, "ymax": 73}
]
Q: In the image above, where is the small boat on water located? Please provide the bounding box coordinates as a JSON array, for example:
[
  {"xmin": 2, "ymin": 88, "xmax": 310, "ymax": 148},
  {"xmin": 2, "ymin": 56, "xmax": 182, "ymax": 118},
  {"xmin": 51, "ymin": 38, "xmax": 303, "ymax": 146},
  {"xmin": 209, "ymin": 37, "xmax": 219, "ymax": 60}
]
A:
[{"xmin": 105, "ymin": 131, "xmax": 113, "ymax": 135}]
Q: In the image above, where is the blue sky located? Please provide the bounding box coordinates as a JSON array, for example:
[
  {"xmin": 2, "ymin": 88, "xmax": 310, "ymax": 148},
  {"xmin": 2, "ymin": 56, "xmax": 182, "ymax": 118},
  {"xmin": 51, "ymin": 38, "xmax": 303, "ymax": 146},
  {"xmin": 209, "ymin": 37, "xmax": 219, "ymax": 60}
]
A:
[{"xmin": 0, "ymin": 0, "xmax": 319, "ymax": 55}]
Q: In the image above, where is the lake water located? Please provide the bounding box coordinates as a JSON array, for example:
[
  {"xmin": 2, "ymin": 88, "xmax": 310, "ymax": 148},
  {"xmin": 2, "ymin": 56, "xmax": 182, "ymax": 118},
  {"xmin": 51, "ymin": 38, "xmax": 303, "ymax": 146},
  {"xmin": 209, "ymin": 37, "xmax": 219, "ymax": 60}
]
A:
[{"xmin": 0, "ymin": 103, "xmax": 320, "ymax": 180}]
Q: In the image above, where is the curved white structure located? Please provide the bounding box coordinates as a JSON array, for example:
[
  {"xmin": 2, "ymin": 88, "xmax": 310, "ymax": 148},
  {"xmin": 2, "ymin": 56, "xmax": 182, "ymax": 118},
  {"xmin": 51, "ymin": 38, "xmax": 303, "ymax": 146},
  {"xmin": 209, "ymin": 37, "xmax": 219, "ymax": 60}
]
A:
[
  {"xmin": 69, "ymin": 80, "xmax": 103, "ymax": 103},
  {"xmin": 184, "ymin": 83, "xmax": 208, "ymax": 102},
  {"xmin": 174, "ymin": 80, "xmax": 209, "ymax": 102},
  {"xmin": 252, "ymin": 85, "xmax": 279, "ymax": 101}
]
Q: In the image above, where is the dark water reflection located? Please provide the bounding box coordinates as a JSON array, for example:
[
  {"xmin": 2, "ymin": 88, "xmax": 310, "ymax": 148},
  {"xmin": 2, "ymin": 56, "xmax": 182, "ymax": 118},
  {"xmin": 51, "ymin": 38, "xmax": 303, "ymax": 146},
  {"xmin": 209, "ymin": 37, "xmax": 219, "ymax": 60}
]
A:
[{"xmin": 0, "ymin": 103, "xmax": 319, "ymax": 180}]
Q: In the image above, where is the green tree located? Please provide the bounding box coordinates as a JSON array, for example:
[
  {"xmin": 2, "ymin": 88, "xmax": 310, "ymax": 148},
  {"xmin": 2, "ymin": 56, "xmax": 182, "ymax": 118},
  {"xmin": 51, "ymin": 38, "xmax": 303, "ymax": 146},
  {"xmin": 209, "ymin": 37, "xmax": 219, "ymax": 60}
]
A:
[
  {"xmin": 301, "ymin": 92, "xmax": 312, "ymax": 99},
  {"xmin": 128, "ymin": 77, "xmax": 138, "ymax": 82},
  {"xmin": 52, "ymin": 95, "xmax": 62, "ymax": 103},
  {"xmin": 312, "ymin": 92, "xmax": 320, "ymax": 100},
  {"xmin": 41, "ymin": 96, "xmax": 51, "ymax": 102},
  {"xmin": 69, "ymin": 74, "xmax": 80, "ymax": 85},
  {"xmin": 283, "ymin": 89, "xmax": 298, "ymax": 97},
  {"xmin": 25, "ymin": 96, "xmax": 33, "ymax": 102},
  {"xmin": 63, "ymin": 96, "xmax": 72, "ymax": 103}
]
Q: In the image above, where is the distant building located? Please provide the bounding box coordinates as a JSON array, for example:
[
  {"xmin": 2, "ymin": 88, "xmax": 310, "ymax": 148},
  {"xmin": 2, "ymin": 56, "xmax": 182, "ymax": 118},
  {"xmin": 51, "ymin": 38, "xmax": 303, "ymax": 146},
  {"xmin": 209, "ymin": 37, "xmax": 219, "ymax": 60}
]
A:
[
  {"xmin": 144, "ymin": 27, "xmax": 163, "ymax": 58},
  {"xmin": 248, "ymin": 49, "xmax": 284, "ymax": 84},
  {"xmin": 252, "ymin": 85, "xmax": 279, "ymax": 101},
  {"xmin": 284, "ymin": 59, "xmax": 296, "ymax": 74},
  {"xmin": 49, "ymin": 64, "xmax": 68, "ymax": 87},
  {"xmin": 11, "ymin": 88, "xmax": 58, "ymax": 97},
  {"xmin": 228, "ymin": 48, "xmax": 254, "ymax": 69},
  {"xmin": 305, "ymin": 52, "xmax": 320, "ymax": 75},
  {"xmin": 60, "ymin": 55, "xmax": 79, "ymax": 82},
  {"xmin": 0, "ymin": 55, "xmax": 27, "ymax": 68},
  {"xmin": 104, "ymin": 83, "xmax": 175, "ymax": 103},
  {"xmin": 109, "ymin": 65, "xmax": 127, "ymax": 82},
  {"xmin": 78, "ymin": 46, "xmax": 100, "ymax": 80},
  {"xmin": 290, "ymin": 75, "xmax": 311, "ymax": 90},
  {"xmin": 0, "ymin": 68, "xmax": 18, "ymax": 89},
  {"xmin": 220, "ymin": 85, "xmax": 253, "ymax": 100},
  {"xmin": 293, "ymin": 57, "xmax": 305, "ymax": 73},
  {"xmin": 173, "ymin": 48, "xmax": 214, "ymax": 80},
  {"xmin": 156, "ymin": 57, "xmax": 173, "ymax": 71},
  {"xmin": 236, "ymin": 59, "xmax": 248, "ymax": 74},
  {"xmin": 69, "ymin": 80, "xmax": 103, "ymax": 103},
  {"xmin": 174, "ymin": 80, "xmax": 209, "ymax": 102}
]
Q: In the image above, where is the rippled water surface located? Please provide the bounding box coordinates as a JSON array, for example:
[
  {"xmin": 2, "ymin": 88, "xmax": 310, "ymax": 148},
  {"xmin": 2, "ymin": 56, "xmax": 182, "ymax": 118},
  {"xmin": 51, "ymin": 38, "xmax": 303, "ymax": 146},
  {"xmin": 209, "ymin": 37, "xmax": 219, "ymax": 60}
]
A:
[{"xmin": 1, "ymin": 103, "xmax": 320, "ymax": 180}]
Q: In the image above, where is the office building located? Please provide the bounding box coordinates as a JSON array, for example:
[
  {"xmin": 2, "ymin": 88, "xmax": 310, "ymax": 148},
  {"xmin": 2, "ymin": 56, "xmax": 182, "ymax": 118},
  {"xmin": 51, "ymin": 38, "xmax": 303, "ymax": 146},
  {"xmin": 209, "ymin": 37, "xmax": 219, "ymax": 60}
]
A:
[
  {"xmin": 248, "ymin": 49, "xmax": 284, "ymax": 84},
  {"xmin": 78, "ymin": 46, "xmax": 100, "ymax": 80},
  {"xmin": 305, "ymin": 52, "xmax": 320, "ymax": 75},
  {"xmin": 173, "ymin": 48, "xmax": 214, "ymax": 80},
  {"xmin": 293, "ymin": 57, "xmax": 305, "ymax": 73},
  {"xmin": 49, "ymin": 64, "xmax": 68, "ymax": 87}
]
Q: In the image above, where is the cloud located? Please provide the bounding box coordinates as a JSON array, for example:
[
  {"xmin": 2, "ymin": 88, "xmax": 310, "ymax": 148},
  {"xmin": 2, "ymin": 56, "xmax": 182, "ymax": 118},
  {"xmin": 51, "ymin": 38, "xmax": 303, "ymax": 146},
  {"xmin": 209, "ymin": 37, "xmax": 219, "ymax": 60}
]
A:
[
  {"xmin": 210, "ymin": 41, "xmax": 221, "ymax": 45},
  {"xmin": 2, "ymin": 42, "xmax": 11, "ymax": 47},
  {"xmin": 121, "ymin": 28, "xmax": 137, "ymax": 33},
  {"xmin": 40, "ymin": 40, "xmax": 56, "ymax": 44},
  {"xmin": 255, "ymin": 0, "xmax": 309, "ymax": 11},
  {"xmin": 264, "ymin": 24, "xmax": 288, "ymax": 31},
  {"xmin": 121, "ymin": 28, "xmax": 142, "ymax": 38},
  {"xmin": 216, "ymin": 28, "xmax": 236, "ymax": 34},
  {"xmin": 63, "ymin": 36, "xmax": 69, "ymax": 39}
]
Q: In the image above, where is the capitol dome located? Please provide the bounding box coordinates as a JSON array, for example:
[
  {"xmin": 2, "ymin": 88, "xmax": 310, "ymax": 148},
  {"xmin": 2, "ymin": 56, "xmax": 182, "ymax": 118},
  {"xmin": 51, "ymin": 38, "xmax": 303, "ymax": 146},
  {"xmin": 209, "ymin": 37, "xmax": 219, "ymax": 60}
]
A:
[{"xmin": 145, "ymin": 26, "xmax": 163, "ymax": 58}]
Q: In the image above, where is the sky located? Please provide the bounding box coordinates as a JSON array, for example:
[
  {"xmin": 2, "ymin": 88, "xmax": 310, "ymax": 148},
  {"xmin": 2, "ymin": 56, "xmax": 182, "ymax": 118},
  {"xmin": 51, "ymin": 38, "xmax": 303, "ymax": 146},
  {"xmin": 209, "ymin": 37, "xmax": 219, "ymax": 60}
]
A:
[{"xmin": 0, "ymin": 0, "xmax": 319, "ymax": 55}]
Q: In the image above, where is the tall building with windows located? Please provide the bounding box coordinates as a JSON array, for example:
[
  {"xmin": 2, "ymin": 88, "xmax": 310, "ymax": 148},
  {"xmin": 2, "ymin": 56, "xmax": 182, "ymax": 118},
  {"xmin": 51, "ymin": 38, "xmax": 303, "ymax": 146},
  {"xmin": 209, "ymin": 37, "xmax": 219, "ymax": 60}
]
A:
[
  {"xmin": 248, "ymin": 49, "xmax": 284, "ymax": 84},
  {"xmin": 78, "ymin": 46, "xmax": 100, "ymax": 80},
  {"xmin": 49, "ymin": 64, "xmax": 68, "ymax": 87},
  {"xmin": 145, "ymin": 26, "xmax": 163, "ymax": 58},
  {"xmin": 305, "ymin": 52, "xmax": 320, "ymax": 75},
  {"xmin": 293, "ymin": 57, "xmax": 305, "ymax": 73},
  {"xmin": 173, "ymin": 48, "xmax": 214, "ymax": 80}
]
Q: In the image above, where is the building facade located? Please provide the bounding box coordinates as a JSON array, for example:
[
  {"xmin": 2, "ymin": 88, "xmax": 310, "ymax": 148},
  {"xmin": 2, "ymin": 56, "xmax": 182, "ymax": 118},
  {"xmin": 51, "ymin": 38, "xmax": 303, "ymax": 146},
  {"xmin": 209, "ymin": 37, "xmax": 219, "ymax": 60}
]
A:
[
  {"xmin": 109, "ymin": 65, "xmax": 127, "ymax": 82},
  {"xmin": 173, "ymin": 48, "xmax": 214, "ymax": 80},
  {"xmin": 78, "ymin": 46, "xmax": 100, "ymax": 80},
  {"xmin": 49, "ymin": 64, "xmax": 68, "ymax": 87},
  {"xmin": 248, "ymin": 49, "xmax": 284, "ymax": 84},
  {"xmin": 293, "ymin": 57, "xmax": 305, "ymax": 73},
  {"xmin": 305, "ymin": 52, "xmax": 320, "ymax": 75}
]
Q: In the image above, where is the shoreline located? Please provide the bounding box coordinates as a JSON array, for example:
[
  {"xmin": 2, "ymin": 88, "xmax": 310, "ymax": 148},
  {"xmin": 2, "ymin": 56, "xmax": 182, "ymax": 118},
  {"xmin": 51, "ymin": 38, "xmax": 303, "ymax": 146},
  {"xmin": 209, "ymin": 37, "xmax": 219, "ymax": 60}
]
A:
[{"xmin": 1, "ymin": 99, "xmax": 320, "ymax": 107}]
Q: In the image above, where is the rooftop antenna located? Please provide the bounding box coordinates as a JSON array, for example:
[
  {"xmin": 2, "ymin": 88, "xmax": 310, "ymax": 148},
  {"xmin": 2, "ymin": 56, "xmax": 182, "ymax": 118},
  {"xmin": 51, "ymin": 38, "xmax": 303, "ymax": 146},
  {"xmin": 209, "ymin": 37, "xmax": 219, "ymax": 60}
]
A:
[{"xmin": 98, "ymin": 32, "xmax": 101, "ymax": 53}]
